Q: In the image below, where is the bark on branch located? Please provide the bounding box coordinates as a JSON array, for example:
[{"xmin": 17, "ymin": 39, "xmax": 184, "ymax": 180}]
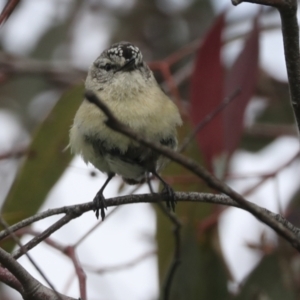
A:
[
  {"xmin": 84, "ymin": 90, "xmax": 300, "ymax": 251},
  {"xmin": 232, "ymin": 0, "xmax": 300, "ymax": 135}
]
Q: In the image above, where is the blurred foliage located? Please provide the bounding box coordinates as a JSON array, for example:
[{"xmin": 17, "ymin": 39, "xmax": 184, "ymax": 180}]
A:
[
  {"xmin": 235, "ymin": 252, "xmax": 297, "ymax": 300},
  {"xmin": 113, "ymin": 0, "xmax": 213, "ymax": 59},
  {"xmin": 157, "ymin": 121, "xmax": 231, "ymax": 299},
  {"xmin": 241, "ymin": 71, "xmax": 295, "ymax": 151},
  {"xmin": 0, "ymin": 0, "xmax": 300, "ymax": 299},
  {"xmin": 1, "ymin": 83, "xmax": 84, "ymax": 251}
]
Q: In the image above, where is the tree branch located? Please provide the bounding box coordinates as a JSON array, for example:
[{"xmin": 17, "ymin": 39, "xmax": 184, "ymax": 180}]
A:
[
  {"xmin": 0, "ymin": 217, "xmax": 63, "ymax": 300},
  {"xmin": 232, "ymin": 0, "xmax": 300, "ymax": 134},
  {"xmin": 0, "ymin": 247, "xmax": 76, "ymax": 300},
  {"xmin": 64, "ymin": 247, "xmax": 86, "ymax": 300},
  {"xmin": 84, "ymin": 251, "xmax": 155, "ymax": 274},
  {"xmin": 0, "ymin": 205, "xmax": 87, "ymax": 242},
  {"xmin": 0, "ymin": 52, "xmax": 85, "ymax": 86},
  {"xmin": 1, "ymin": 193, "xmax": 299, "ymax": 253},
  {"xmin": 157, "ymin": 203, "xmax": 181, "ymax": 300},
  {"xmin": 179, "ymin": 88, "xmax": 241, "ymax": 152},
  {"xmin": 0, "ymin": 267, "xmax": 23, "ymax": 294},
  {"xmin": 12, "ymin": 212, "xmax": 82, "ymax": 260},
  {"xmin": 84, "ymin": 91, "xmax": 300, "ymax": 251},
  {"xmin": 0, "ymin": 0, "xmax": 20, "ymax": 25}
]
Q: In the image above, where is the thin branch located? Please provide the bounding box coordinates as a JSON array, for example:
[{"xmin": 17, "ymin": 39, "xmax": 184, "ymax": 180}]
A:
[
  {"xmin": 0, "ymin": 205, "xmax": 88, "ymax": 242},
  {"xmin": 16, "ymin": 228, "xmax": 66, "ymax": 252},
  {"xmin": 84, "ymin": 251, "xmax": 155, "ymax": 274},
  {"xmin": 147, "ymin": 175, "xmax": 181, "ymax": 298},
  {"xmin": 0, "ymin": 193, "xmax": 299, "ymax": 261},
  {"xmin": 149, "ymin": 61, "xmax": 182, "ymax": 109},
  {"xmin": 12, "ymin": 213, "xmax": 82, "ymax": 260},
  {"xmin": 157, "ymin": 203, "xmax": 181, "ymax": 300},
  {"xmin": 241, "ymin": 151, "xmax": 299, "ymax": 197},
  {"xmin": 245, "ymin": 123, "xmax": 298, "ymax": 138},
  {"xmin": 18, "ymin": 227, "xmax": 153, "ymax": 299},
  {"xmin": 72, "ymin": 176, "xmax": 140, "ymax": 248},
  {"xmin": 232, "ymin": 0, "xmax": 300, "ymax": 135},
  {"xmin": 16, "ymin": 228, "xmax": 87, "ymax": 300},
  {"xmin": 84, "ymin": 91, "xmax": 300, "ymax": 251},
  {"xmin": 0, "ymin": 148, "xmax": 28, "ymax": 160},
  {"xmin": 0, "ymin": 52, "xmax": 85, "ymax": 86},
  {"xmin": 179, "ymin": 88, "xmax": 241, "ymax": 153},
  {"xmin": 0, "ymin": 247, "xmax": 76, "ymax": 299},
  {"xmin": 64, "ymin": 247, "xmax": 86, "ymax": 300},
  {"xmin": 0, "ymin": 0, "xmax": 20, "ymax": 25},
  {"xmin": 2, "ymin": 193, "xmax": 299, "ymax": 246},
  {"xmin": 0, "ymin": 217, "xmax": 63, "ymax": 300},
  {"xmin": 73, "ymin": 206, "xmax": 119, "ymax": 248}
]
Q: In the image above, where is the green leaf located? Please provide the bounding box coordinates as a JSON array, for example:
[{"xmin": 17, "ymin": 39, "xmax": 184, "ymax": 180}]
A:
[
  {"xmin": 156, "ymin": 121, "xmax": 231, "ymax": 299},
  {"xmin": 1, "ymin": 83, "xmax": 84, "ymax": 250},
  {"xmin": 235, "ymin": 253, "xmax": 297, "ymax": 300},
  {"xmin": 169, "ymin": 228, "xmax": 230, "ymax": 300}
]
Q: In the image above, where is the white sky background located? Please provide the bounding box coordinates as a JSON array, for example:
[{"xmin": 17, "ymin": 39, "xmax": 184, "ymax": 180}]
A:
[{"xmin": 0, "ymin": 0, "xmax": 300, "ymax": 299}]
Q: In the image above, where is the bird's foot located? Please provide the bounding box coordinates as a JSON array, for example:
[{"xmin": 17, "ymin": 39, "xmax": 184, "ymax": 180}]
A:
[
  {"xmin": 93, "ymin": 191, "xmax": 107, "ymax": 221},
  {"xmin": 161, "ymin": 184, "xmax": 176, "ymax": 212}
]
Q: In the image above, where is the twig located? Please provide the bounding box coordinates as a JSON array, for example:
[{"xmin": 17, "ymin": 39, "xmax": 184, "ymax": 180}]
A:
[
  {"xmin": 179, "ymin": 88, "xmax": 241, "ymax": 153},
  {"xmin": 241, "ymin": 151, "xmax": 299, "ymax": 197},
  {"xmin": 84, "ymin": 91, "xmax": 300, "ymax": 251},
  {"xmin": 0, "ymin": 204, "xmax": 89, "ymax": 242},
  {"xmin": 16, "ymin": 228, "xmax": 87, "ymax": 300},
  {"xmin": 0, "ymin": 0, "xmax": 20, "ymax": 25},
  {"xmin": 73, "ymin": 207, "xmax": 119, "ymax": 248},
  {"xmin": 245, "ymin": 123, "xmax": 298, "ymax": 138},
  {"xmin": 73, "ymin": 177, "xmax": 141, "ymax": 248},
  {"xmin": 12, "ymin": 213, "xmax": 82, "ymax": 259},
  {"xmin": 147, "ymin": 175, "xmax": 182, "ymax": 298},
  {"xmin": 157, "ymin": 203, "xmax": 181, "ymax": 300},
  {"xmin": 232, "ymin": 0, "xmax": 300, "ymax": 135},
  {"xmin": 0, "ymin": 52, "xmax": 85, "ymax": 85},
  {"xmin": 0, "ymin": 217, "xmax": 63, "ymax": 300},
  {"xmin": 17, "ymin": 227, "xmax": 153, "ymax": 297},
  {"xmin": 64, "ymin": 247, "xmax": 86, "ymax": 300},
  {"xmin": 149, "ymin": 61, "xmax": 182, "ymax": 108},
  {"xmin": 84, "ymin": 251, "xmax": 155, "ymax": 274},
  {"xmin": 0, "ymin": 148, "xmax": 28, "ymax": 160},
  {"xmin": 0, "ymin": 247, "xmax": 76, "ymax": 299}
]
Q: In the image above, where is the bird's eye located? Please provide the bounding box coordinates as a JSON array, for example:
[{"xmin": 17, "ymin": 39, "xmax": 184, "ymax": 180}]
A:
[{"xmin": 103, "ymin": 63, "xmax": 112, "ymax": 71}]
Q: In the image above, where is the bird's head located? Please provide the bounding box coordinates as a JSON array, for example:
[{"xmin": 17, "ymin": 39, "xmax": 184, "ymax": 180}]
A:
[{"xmin": 87, "ymin": 42, "xmax": 148, "ymax": 87}]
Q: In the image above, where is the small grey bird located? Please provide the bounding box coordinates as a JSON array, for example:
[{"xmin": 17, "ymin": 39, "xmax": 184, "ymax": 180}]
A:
[{"xmin": 70, "ymin": 41, "xmax": 182, "ymax": 220}]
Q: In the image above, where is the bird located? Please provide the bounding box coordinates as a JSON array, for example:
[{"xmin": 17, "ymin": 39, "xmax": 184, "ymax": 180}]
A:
[{"xmin": 69, "ymin": 41, "xmax": 182, "ymax": 220}]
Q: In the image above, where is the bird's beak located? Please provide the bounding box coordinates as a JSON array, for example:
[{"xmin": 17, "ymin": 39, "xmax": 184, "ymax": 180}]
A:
[{"xmin": 116, "ymin": 58, "xmax": 136, "ymax": 72}]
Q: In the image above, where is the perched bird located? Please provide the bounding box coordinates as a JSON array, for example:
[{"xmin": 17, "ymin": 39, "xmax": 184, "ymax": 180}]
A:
[{"xmin": 69, "ymin": 41, "xmax": 182, "ymax": 220}]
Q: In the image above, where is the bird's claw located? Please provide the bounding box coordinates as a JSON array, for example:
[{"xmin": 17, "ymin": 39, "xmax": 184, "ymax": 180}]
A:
[
  {"xmin": 162, "ymin": 184, "xmax": 176, "ymax": 212},
  {"xmin": 93, "ymin": 192, "xmax": 107, "ymax": 221}
]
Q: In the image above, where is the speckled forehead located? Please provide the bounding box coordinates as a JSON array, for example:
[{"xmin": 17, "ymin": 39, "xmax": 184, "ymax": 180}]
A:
[{"xmin": 106, "ymin": 43, "xmax": 143, "ymax": 64}]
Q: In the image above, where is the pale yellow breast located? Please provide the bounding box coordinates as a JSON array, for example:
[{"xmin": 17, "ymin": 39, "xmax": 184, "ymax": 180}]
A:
[{"xmin": 70, "ymin": 69, "xmax": 182, "ymax": 172}]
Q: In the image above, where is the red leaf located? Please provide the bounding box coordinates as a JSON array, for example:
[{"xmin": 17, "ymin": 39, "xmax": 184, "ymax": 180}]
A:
[
  {"xmin": 190, "ymin": 12, "xmax": 226, "ymax": 171},
  {"xmin": 223, "ymin": 17, "xmax": 260, "ymax": 155}
]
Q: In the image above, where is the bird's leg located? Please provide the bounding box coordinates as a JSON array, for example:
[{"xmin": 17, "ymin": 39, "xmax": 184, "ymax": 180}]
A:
[
  {"xmin": 146, "ymin": 172, "xmax": 155, "ymax": 194},
  {"xmin": 93, "ymin": 173, "xmax": 115, "ymax": 220},
  {"xmin": 152, "ymin": 171, "xmax": 176, "ymax": 212}
]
